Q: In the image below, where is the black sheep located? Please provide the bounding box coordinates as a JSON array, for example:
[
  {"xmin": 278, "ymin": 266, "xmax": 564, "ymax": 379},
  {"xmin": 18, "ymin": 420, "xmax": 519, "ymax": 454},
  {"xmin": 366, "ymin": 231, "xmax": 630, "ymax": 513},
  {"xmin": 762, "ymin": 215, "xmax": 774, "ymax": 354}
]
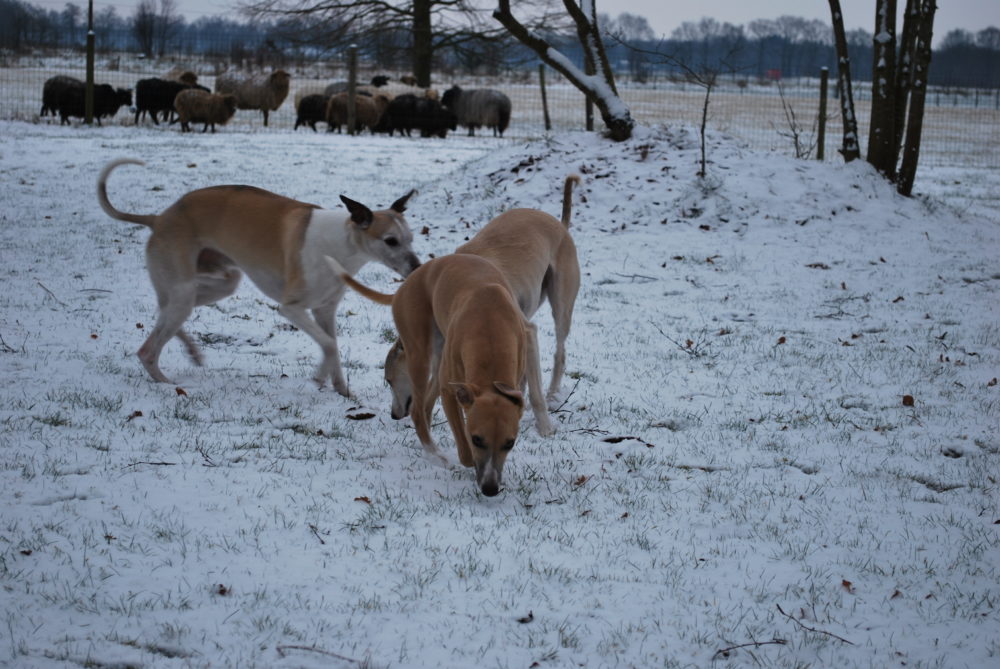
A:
[
  {"xmin": 294, "ymin": 94, "xmax": 331, "ymax": 131},
  {"xmin": 382, "ymin": 94, "xmax": 457, "ymax": 138},
  {"xmin": 41, "ymin": 75, "xmax": 132, "ymax": 126},
  {"xmin": 134, "ymin": 77, "xmax": 208, "ymax": 125}
]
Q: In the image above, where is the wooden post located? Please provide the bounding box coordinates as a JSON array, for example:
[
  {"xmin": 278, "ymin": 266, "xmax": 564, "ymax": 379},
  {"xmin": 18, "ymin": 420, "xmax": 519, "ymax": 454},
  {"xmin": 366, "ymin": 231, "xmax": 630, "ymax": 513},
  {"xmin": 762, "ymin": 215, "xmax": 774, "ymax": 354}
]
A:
[
  {"xmin": 347, "ymin": 44, "xmax": 358, "ymax": 135},
  {"xmin": 85, "ymin": 0, "xmax": 94, "ymax": 124},
  {"xmin": 817, "ymin": 67, "xmax": 829, "ymax": 160},
  {"xmin": 539, "ymin": 63, "xmax": 551, "ymax": 132}
]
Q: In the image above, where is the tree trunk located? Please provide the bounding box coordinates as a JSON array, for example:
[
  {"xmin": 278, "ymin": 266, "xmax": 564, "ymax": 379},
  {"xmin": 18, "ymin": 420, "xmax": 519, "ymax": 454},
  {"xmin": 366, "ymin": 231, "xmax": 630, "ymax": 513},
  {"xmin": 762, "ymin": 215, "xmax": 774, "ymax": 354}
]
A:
[
  {"xmin": 494, "ymin": 0, "xmax": 634, "ymax": 141},
  {"xmin": 827, "ymin": 0, "xmax": 861, "ymax": 161},
  {"xmin": 892, "ymin": 0, "xmax": 919, "ymax": 161},
  {"xmin": 867, "ymin": 0, "xmax": 898, "ymax": 178},
  {"xmin": 412, "ymin": 0, "xmax": 433, "ymax": 88},
  {"xmin": 897, "ymin": 0, "xmax": 936, "ymax": 196}
]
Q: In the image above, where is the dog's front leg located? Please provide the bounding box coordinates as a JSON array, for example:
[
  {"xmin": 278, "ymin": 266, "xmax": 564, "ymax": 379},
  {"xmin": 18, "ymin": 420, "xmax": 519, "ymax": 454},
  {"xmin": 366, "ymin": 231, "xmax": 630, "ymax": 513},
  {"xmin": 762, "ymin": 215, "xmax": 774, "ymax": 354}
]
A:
[
  {"xmin": 441, "ymin": 391, "xmax": 474, "ymax": 467},
  {"xmin": 311, "ymin": 302, "xmax": 350, "ymax": 396},
  {"xmin": 278, "ymin": 303, "xmax": 350, "ymax": 397}
]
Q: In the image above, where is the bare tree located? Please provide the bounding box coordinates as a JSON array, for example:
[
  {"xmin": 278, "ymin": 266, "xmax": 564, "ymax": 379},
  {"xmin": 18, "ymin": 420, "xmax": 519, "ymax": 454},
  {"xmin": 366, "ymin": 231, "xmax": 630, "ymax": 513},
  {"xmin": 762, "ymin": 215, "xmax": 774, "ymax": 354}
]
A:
[
  {"xmin": 866, "ymin": 0, "xmax": 897, "ymax": 178},
  {"xmin": 133, "ymin": 0, "xmax": 156, "ymax": 58},
  {"xmin": 154, "ymin": 0, "xmax": 183, "ymax": 57},
  {"xmin": 896, "ymin": 0, "xmax": 936, "ymax": 195},
  {"xmin": 241, "ymin": 0, "xmax": 558, "ymax": 87},
  {"xmin": 494, "ymin": 0, "xmax": 635, "ymax": 141},
  {"xmin": 827, "ymin": 0, "xmax": 937, "ymax": 195},
  {"xmin": 828, "ymin": 0, "xmax": 861, "ymax": 161}
]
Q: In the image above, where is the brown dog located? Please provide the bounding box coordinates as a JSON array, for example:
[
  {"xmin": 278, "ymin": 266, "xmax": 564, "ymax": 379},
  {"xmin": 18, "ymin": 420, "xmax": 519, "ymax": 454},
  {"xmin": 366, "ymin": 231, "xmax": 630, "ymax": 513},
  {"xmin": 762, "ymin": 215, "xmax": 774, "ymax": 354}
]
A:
[
  {"xmin": 383, "ymin": 175, "xmax": 581, "ymax": 433},
  {"xmin": 333, "ymin": 254, "xmax": 544, "ymax": 497},
  {"xmin": 97, "ymin": 158, "xmax": 421, "ymax": 394}
]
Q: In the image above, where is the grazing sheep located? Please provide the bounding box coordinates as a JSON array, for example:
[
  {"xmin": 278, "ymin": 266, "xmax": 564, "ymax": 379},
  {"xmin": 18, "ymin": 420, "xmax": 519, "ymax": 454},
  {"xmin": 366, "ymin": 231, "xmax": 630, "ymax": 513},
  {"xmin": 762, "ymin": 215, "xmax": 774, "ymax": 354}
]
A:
[
  {"xmin": 41, "ymin": 75, "xmax": 132, "ymax": 126},
  {"xmin": 164, "ymin": 66, "xmax": 199, "ymax": 85},
  {"xmin": 214, "ymin": 70, "xmax": 291, "ymax": 127},
  {"xmin": 399, "ymin": 74, "xmax": 418, "ymax": 86},
  {"xmin": 294, "ymin": 93, "xmax": 330, "ymax": 132},
  {"xmin": 134, "ymin": 77, "xmax": 208, "ymax": 125},
  {"xmin": 40, "ymin": 75, "xmax": 78, "ymax": 117},
  {"xmin": 325, "ymin": 92, "xmax": 390, "ymax": 134},
  {"xmin": 323, "ymin": 81, "xmax": 384, "ymax": 97},
  {"xmin": 441, "ymin": 85, "xmax": 512, "ymax": 137},
  {"xmin": 370, "ymin": 75, "xmax": 391, "ymax": 87},
  {"xmin": 381, "ymin": 93, "xmax": 456, "ymax": 138},
  {"xmin": 174, "ymin": 89, "xmax": 237, "ymax": 133}
]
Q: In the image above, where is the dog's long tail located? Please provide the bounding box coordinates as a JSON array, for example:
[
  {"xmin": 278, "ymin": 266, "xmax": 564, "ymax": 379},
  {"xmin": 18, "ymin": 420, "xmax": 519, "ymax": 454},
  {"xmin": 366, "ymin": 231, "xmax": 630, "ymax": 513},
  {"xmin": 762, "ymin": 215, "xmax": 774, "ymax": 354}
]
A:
[
  {"xmin": 324, "ymin": 257, "xmax": 395, "ymax": 306},
  {"xmin": 560, "ymin": 174, "xmax": 581, "ymax": 228},
  {"xmin": 97, "ymin": 158, "xmax": 157, "ymax": 227}
]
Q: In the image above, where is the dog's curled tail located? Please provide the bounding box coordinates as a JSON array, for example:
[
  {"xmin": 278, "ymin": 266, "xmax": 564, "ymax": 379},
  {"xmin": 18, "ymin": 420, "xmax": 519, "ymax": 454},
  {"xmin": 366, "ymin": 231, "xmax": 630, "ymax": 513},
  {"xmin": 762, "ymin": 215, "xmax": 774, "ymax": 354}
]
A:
[
  {"xmin": 324, "ymin": 257, "xmax": 395, "ymax": 306},
  {"xmin": 97, "ymin": 158, "xmax": 157, "ymax": 227},
  {"xmin": 561, "ymin": 174, "xmax": 581, "ymax": 228}
]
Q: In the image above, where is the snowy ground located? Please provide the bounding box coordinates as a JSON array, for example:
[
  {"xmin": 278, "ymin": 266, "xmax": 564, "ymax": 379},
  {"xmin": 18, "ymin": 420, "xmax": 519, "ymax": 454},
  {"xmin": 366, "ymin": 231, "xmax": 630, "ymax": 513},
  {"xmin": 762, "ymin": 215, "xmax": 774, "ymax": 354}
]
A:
[{"xmin": 0, "ymin": 121, "xmax": 998, "ymax": 668}]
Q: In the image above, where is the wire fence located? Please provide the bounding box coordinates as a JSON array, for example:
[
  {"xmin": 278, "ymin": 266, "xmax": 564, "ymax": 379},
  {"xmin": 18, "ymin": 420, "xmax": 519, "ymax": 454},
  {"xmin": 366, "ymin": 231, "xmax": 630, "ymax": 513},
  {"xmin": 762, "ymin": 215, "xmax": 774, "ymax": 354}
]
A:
[{"xmin": 2, "ymin": 51, "xmax": 998, "ymax": 168}]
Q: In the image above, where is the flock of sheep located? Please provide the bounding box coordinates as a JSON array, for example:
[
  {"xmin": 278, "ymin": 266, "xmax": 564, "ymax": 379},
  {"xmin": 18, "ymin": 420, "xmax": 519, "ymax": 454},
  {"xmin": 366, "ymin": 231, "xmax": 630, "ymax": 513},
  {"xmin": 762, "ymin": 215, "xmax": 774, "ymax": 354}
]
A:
[{"xmin": 39, "ymin": 66, "xmax": 513, "ymax": 138}]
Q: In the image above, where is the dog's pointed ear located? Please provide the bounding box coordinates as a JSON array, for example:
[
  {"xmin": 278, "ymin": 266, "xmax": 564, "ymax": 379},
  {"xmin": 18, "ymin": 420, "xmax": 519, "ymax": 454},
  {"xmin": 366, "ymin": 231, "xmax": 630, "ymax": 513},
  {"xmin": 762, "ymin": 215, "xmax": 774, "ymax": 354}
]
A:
[
  {"xmin": 450, "ymin": 382, "xmax": 477, "ymax": 408},
  {"xmin": 340, "ymin": 195, "xmax": 374, "ymax": 228},
  {"xmin": 390, "ymin": 189, "xmax": 416, "ymax": 213},
  {"xmin": 493, "ymin": 382, "xmax": 524, "ymax": 406}
]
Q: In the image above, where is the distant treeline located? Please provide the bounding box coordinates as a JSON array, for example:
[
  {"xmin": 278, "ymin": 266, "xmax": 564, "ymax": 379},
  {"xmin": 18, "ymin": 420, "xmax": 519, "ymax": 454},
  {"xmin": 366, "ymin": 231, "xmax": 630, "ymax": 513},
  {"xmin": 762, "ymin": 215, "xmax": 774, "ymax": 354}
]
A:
[{"xmin": 2, "ymin": 0, "xmax": 997, "ymax": 88}]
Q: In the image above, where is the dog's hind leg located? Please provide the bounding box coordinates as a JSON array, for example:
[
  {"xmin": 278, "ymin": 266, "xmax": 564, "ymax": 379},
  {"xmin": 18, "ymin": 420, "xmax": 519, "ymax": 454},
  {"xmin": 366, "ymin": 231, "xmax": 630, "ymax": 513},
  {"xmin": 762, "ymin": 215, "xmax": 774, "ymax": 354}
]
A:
[
  {"xmin": 174, "ymin": 329, "xmax": 204, "ymax": 366},
  {"xmin": 174, "ymin": 264, "xmax": 242, "ymax": 367},
  {"xmin": 545, "ymin": 246, "xmax": 580, "ymax": 404},
  {"xmin": 139, "ymin": 285, "xmax": 197, "ymax": 383},
  {"xmin": 524, "ymin": 322, "xmax": 554, "ymax": 436}
]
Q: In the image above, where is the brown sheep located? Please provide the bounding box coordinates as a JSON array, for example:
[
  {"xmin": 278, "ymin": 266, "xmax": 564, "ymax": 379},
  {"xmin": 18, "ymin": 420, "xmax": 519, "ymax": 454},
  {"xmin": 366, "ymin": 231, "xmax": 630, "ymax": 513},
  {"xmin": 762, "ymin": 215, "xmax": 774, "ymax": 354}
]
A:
[
  {"xmin": 325, "ymin": 92, "xmax": 391, "ymax": 134},
  {"xmin": 214, "ymin": 70, "xmax": 291, "ymax": 127},
  {"xmin": 174, "ymin": 89, "xmax": 237, "ymax": 133},
  {"xmin": 164, "ymin": 66, "xmax": 199, "ymax": 86}
]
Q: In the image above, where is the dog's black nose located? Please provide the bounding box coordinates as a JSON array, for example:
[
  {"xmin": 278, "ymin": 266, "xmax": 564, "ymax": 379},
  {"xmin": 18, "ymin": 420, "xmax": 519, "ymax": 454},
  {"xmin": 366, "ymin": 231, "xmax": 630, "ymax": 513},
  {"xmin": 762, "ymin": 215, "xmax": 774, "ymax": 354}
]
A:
[{"xmin": 480, "ymin": 482, "xmax": 500, "ymax": 497}]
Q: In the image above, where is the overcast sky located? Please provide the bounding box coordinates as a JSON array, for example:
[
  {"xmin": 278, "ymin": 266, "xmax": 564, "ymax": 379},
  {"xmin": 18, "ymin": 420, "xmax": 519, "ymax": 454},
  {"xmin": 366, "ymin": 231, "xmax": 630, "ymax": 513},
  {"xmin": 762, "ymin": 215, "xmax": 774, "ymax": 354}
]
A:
[{"xmin": 31, "ymin": 0, "xmax": 1000, "ymax": 47}]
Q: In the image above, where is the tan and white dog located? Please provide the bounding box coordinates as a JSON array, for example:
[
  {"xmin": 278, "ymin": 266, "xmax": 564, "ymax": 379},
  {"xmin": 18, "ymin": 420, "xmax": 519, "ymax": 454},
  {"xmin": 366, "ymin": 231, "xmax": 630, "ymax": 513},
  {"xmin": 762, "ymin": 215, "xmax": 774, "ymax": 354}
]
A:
[
  {"xmin": 383, "ymin": 174, "xmax": 581, "ymax": 432},
  {"xmin": 336, "ymin": 253, "xmax": 544, "ymax": 497},
  {"xmin": 97, "ymin": 158, "xmax": 421, "ymax": 394}
]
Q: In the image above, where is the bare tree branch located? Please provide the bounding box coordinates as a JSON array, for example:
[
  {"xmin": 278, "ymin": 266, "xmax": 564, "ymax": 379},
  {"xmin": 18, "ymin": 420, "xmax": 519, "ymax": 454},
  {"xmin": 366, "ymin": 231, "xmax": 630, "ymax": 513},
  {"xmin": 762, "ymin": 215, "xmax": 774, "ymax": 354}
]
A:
[{"xmin": 493, "ymin": 0, "xmax": 634, "ymax": 141}]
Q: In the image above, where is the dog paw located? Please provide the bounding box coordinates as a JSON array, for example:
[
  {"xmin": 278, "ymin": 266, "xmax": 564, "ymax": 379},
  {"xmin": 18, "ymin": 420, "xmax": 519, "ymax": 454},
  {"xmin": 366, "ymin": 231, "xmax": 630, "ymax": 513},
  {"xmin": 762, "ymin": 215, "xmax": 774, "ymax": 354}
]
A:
[{"xmin": 536, "ymin": 420, "xmax": 556, "ymax": 437}]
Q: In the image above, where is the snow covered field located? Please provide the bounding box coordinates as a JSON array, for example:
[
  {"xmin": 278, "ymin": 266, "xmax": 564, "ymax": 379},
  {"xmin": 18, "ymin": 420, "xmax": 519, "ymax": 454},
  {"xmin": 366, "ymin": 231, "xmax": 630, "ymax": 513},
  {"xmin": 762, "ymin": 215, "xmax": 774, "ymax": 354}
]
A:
[{"xmin": 1, "ymin": 120, "xmax": 998, "ymax": 668}]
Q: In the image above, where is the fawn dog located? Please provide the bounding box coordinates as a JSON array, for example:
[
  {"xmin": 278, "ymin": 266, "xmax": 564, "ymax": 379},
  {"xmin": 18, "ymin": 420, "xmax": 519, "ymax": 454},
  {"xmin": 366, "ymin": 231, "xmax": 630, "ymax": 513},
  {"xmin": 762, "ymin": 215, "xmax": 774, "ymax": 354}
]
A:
[
  {"xmin": 334, "ymin": 253, "xmax": 545, "ymax": 497},
  {"xmin": 383, "ymin": 174, "xmax": 581, "ymax": 434},
  {"xmin": 97, "ymin": 158, "xmax": 420, "ymax": 394}
]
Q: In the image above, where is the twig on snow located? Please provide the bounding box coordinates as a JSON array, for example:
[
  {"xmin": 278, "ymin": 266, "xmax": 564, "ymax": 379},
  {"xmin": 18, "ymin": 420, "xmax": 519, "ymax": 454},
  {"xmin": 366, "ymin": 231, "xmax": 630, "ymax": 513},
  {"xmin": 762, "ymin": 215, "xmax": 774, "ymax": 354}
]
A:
[
  {"xmin": 276, "ymin": 644, "xmax": 363, "ymax": 664},
  {"xmin": 712, "ymin": 637, "xmax": 788, "ymax": 660},
  {"xmin": 776, "ymin": 604, "xmax": 854, "ymax": 645},
  {"xmin": 308, "ymin": 523, "xmax": 326, "ymax": 545},
  {"xmin": 0, "ymin": 332, "xmax": 20, "ymax": 353},
  {"xmin": 551, "ymin": 378, "xmax": 581, "ymax": 414},
  {"xmin": 37, "ymin": 281, "xmax": 67, "ymax": 307}
]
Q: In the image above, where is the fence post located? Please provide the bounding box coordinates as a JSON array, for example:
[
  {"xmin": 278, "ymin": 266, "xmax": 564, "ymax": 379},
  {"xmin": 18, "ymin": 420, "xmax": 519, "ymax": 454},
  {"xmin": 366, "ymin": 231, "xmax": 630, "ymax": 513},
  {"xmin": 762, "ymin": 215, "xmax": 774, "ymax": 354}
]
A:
[
  {"xmin": 539, "ymin": 63, "xmax": 551, "ymax": 132},
  {"xmin": 817, "ymin": 67, "xmax": 829, "ymax": 161},
  {"xmin": 85, "ymin": 0, "xmax": 94, "ymax": 124},
  {"xmin": 347, "ymin": 44, "xmax": 357, "ymax": 135}
]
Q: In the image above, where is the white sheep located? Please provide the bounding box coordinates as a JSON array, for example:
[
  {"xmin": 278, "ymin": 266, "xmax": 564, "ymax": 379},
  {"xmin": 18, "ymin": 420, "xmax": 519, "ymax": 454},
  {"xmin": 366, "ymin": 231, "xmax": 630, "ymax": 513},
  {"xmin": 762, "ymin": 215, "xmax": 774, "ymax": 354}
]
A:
[{"xmin": 214, "ymin": 70, "xmax": 291, "ymax": 127}]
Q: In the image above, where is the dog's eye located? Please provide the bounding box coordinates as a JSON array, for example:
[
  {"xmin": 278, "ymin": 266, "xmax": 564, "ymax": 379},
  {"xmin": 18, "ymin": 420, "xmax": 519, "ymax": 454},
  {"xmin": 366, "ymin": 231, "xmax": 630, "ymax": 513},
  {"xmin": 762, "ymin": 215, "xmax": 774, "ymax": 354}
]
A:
[
  {"xmin": 384, "ymin": 237, "xmax": 399, "ymax": 247},
  {"xmin": 471, "ymin": 436, "xmax": 486, "ymax": 449},
  {"xmin": 502, "ymin": 439, "xmax": 515, "ymax": 451}
]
